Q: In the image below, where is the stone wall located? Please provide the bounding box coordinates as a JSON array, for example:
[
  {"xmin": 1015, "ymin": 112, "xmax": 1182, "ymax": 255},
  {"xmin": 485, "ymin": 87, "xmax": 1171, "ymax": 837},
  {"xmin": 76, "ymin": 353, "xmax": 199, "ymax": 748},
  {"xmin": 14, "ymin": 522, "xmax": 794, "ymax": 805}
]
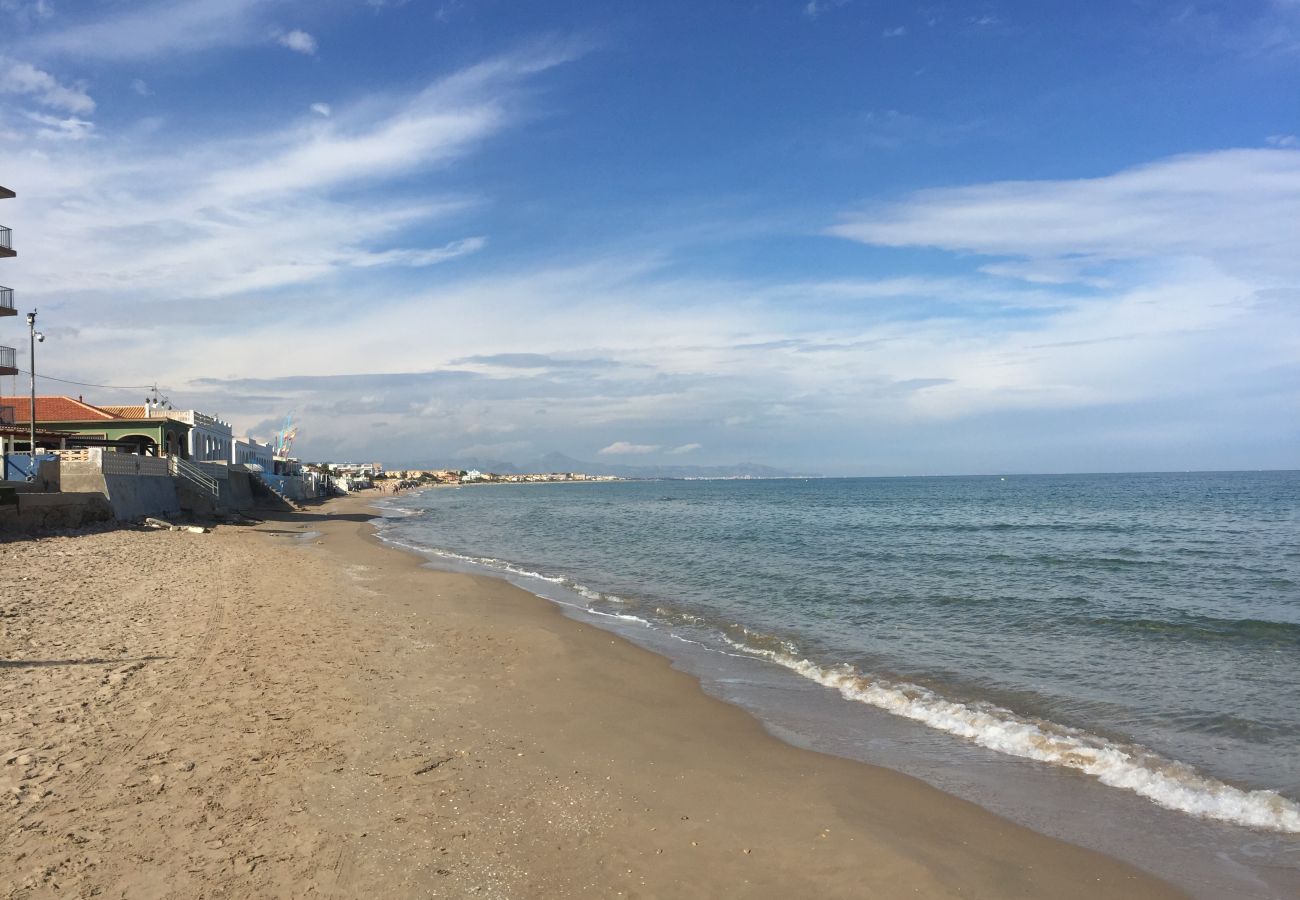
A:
[{"xmin": 0, "ymin": 492, "xmax": 113, "ymax": 535}]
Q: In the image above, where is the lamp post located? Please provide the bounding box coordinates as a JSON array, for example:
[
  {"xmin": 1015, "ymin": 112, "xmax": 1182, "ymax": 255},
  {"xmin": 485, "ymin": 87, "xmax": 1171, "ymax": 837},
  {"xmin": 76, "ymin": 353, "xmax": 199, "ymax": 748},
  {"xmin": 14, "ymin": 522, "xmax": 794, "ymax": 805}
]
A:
[{"xmin": 25, "ymin": 310, "xmax": 43, "ymax": 481}]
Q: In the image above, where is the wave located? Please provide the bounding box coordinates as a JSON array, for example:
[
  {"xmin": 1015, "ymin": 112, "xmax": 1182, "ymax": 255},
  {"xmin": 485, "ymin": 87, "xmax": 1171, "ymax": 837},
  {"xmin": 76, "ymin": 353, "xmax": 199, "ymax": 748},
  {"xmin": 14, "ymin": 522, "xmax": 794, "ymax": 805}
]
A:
[
  {"xmin": 369, "ymin": 517, "xmax": 1300, "ymax": 834},
  {"xmin": 1077, "ymin": 613, "xmax": 1300, "ymax": 648},
  {"xmin": 723, "ymin": 639, "xmax": 1300, "ymax": 834}
]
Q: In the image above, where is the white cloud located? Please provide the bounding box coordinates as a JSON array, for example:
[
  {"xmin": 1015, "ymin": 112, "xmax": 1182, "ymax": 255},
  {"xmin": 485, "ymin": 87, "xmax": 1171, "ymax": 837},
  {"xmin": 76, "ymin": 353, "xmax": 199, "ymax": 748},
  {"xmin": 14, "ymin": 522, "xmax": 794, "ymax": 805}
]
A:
[
  {"xmin": 350, "ymin": 236, "xmax": 487, "ymax": 268},
  {"xmin": 310, "ymin": 102, "xmax": 332, "ymax": 117},
  {"xmin": 804, "ymin": 0, "xmax": 850, "ymax": 18},
  {"xmin": 1266, "ymin": 134, "xmax": 1297, "ymax": 147},
  {"xmin": 204, "ymin": 44, "xmax": 585, "ymax": 202},
  {"xmin": 277, "ymin": 29, "xmax": 317, "ymax": 55},
  {"xmin": 882, "ymin": 26, "xmax": 907, "ymax": 38},
  {"xmin": 598, "ymin": 441, "xmax": 662, "ymax": 455},
  {"xmin": 668, "ymin": 443, "xmax": 702, "ymax": 454},
  {"xmin": 830, "ymin": 149, "xmax": 1300, "ymax": 281},
  {"xmin": 131, "ymin": 78, "xmax": 153, "ymax": 97},
  {"xmin": 0, "ymin": 45, "xmax": 578, "ymax": 303},
  {"xmin": 25, "ymin": 111, "xmax": 95, "ymax": 140},
  {"xmin": 0, "ymin": 56, "xmax": 95, "ymax": 114},
  {"xmin": 30, "ymin": 0, "xmax": 271, "ymax": 60},
  {"xmin": 0, "ymin": 0, "xmax": 53, "ymax": 27}
]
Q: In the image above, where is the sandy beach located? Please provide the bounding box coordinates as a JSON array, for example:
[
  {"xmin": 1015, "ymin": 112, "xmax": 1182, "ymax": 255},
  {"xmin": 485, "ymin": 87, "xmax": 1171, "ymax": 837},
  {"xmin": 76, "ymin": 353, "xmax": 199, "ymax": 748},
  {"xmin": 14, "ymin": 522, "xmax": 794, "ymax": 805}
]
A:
[{"xmin": 1, "ymin": 495, "xmax": 1187, "ymax": 899}]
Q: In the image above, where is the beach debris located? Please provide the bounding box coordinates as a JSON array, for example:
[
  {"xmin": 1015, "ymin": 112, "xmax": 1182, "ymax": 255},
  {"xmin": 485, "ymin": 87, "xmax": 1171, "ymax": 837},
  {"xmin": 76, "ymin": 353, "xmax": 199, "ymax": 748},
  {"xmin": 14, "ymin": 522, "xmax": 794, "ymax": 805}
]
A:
[
  {"xmin": 413, "ymin": 755, "xmax": 455, "ymax": 775},
  {"xmin": 141, "ymin": 517, "xmax": 209, "ymax": 534}
]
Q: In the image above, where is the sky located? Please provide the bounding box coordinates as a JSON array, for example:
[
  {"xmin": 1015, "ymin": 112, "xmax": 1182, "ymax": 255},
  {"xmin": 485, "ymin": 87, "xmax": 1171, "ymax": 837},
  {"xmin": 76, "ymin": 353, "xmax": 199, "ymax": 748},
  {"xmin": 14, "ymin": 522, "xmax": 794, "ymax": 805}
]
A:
[{"xmin": 0, "ymin": 0, "xmax": 1297, "ymax": 474}]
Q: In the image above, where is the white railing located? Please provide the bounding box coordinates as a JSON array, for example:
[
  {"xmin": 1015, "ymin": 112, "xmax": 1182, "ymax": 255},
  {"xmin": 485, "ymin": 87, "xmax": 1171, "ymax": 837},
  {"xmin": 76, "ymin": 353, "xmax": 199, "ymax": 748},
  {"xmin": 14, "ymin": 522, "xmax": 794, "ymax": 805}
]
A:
[
  {"xmin": 50, "ymin": 448, "xmax": 95, "ymax": 463},
  {"xmin": 169, "ymin": 453, "xmax": 219, "ymax": 496}
]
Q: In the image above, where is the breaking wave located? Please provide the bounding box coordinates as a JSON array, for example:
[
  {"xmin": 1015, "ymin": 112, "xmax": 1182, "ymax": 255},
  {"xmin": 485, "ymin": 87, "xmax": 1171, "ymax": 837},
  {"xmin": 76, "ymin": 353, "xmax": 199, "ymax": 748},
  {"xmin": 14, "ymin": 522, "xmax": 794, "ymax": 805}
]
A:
[{"xmin": 723, "ymin": 637, "xmax": 1300, "ymax": 834}]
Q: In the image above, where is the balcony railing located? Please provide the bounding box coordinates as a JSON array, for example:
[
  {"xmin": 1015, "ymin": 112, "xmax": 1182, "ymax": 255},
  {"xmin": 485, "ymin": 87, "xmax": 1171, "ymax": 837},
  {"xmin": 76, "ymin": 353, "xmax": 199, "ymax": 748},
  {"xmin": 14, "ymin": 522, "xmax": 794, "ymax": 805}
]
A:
[
  {"xmin": 0, "ymin": 346, "xmax": 14, "ymax": 370},
  {"xmin": 0, "ymin": 226, "xmax": 10, "ymax": 250},
  {"xmin": 0, "ymin": 287, "xmax": 12, "ymax": 312}
]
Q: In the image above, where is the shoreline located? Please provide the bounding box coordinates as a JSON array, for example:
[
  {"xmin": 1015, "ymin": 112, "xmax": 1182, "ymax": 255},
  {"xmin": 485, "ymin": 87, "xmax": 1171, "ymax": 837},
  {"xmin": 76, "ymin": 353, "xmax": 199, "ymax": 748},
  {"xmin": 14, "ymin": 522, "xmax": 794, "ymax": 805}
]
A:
[{"xmin": 2, "ymin": 495, "xmax": 1187, "ymax": 897}]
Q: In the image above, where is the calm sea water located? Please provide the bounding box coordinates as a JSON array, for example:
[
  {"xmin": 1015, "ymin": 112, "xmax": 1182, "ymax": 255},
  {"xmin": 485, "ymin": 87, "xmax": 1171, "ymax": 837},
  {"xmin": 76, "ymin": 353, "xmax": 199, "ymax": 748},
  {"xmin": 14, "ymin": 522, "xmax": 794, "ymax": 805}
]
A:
[{"xmin": 374, "ymin": 472, "xmax": 1300, "ymax": 857}]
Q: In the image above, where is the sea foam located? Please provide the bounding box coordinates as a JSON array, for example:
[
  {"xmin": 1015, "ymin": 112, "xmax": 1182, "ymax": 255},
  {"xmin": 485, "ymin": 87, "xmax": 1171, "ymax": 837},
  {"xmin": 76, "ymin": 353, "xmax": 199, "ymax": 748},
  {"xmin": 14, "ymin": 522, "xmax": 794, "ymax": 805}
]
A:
[
  {"xmin": 371, "ymin": 516, "xmax": 1300, "ymax": 835},
  {"xmin": 726, "ymin": 639, "xmax": 1300, "ymax": 834}
]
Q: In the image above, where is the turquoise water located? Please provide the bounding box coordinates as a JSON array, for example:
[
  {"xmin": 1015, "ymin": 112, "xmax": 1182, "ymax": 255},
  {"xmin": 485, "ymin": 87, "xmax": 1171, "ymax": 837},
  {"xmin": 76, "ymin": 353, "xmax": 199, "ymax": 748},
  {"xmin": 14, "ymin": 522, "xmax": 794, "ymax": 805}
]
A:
[{"xmin": 376, "ymin": 472, "xmax": 1300, "ymax": 837}]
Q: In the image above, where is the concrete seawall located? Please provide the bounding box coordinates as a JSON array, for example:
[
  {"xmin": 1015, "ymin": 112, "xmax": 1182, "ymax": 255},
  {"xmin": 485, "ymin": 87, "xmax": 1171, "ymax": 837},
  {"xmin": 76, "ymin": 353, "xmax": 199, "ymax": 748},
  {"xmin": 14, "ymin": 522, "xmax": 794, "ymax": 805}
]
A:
[
  {"xmin": 0, "ymin": 492, "xmax": 113, "ymax": 534},
  {"xmin": 61, "ymin": 461, "xmax": 181, "ymax": 521}
]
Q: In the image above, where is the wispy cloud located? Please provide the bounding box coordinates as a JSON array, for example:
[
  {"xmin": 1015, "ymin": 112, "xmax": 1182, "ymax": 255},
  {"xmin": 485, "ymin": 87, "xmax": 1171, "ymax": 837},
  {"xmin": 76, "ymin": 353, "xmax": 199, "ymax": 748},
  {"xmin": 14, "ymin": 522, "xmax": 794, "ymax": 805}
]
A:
[
  {"xmin": 0, "ymin": 0, "xmax": 54, "ymax": 28},
  {"xmin": 24, "ymin": 110, "xmax": 94, "ymax": 140},
  {"xmin": 882, "ymin": 26, "xmax": 907, "ymax": 38},
  {"xmin": 599, "ymin": 441, "xmax": 662, "ymax": 455},
  {"xmin": 668, "ymin": 442, "xmax": 702, "ymax": 454},
  {"xmin": 830, "ymin": 149, "xmax": 1300, "ymax": 280},
  {"xmin": 804, "ymin": 0, "xmax": 850, "ymax": 19},
  {"xmin": 310, "ymin": 102, "xmax": 332, "ymax": 117},
  {"xmin": 277, "ymin": 28, "xmax": 317, "ymax": 55},
  {"xmin": 0, "ymin": 55, "xmax": 94, "ymax": 113},
  {"xmin": 30, "ymin": 0, "xmax": 273, "ymax": 60},
  {"xmin": 3, "ymin": 43, "xmax": 581, "ymax": 301}
]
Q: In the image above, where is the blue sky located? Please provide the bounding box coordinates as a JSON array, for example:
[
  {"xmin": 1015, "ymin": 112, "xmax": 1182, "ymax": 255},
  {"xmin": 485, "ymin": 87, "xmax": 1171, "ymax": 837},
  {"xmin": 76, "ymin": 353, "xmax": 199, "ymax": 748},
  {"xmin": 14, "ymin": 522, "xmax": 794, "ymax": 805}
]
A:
[{"xmin": 0, "ymin": 0, "xmax": 1297, "ymax": 473}]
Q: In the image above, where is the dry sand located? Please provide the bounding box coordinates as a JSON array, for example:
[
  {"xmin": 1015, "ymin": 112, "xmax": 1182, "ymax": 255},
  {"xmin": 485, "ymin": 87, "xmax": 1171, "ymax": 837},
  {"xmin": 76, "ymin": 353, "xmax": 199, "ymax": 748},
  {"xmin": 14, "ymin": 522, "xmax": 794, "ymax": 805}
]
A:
[{"xmin": 0, "ymin": 495, "xmax": 1188, "ymax": 899}]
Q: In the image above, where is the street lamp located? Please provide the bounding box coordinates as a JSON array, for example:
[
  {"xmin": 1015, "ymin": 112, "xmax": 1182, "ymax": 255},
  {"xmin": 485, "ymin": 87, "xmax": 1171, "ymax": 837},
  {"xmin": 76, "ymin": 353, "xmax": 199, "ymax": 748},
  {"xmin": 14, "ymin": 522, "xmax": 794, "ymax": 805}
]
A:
[{"xmin": 25, "ymin": 310, "xmax": 43, "ymax": 481}]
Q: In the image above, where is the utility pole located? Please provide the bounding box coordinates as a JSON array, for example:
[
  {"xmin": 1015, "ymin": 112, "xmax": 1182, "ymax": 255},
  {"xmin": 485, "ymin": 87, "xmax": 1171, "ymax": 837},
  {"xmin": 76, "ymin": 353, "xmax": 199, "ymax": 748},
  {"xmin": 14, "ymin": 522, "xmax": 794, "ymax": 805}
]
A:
[{"xmin": 25, "ymin": 309, "xmax": 42, "ymax": 481}]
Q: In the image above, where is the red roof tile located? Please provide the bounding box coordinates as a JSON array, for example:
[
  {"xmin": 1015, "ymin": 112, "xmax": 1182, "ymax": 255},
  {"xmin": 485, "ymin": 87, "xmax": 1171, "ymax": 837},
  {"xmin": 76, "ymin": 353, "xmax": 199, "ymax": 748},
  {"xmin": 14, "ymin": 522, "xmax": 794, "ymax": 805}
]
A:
[
  {"xmin": 98, "ymin": 405, "xmax": 148, "ymax": 418},
  {"xmin": 0, "ymin": 395, "xmax": 120, "ymax": 423}
]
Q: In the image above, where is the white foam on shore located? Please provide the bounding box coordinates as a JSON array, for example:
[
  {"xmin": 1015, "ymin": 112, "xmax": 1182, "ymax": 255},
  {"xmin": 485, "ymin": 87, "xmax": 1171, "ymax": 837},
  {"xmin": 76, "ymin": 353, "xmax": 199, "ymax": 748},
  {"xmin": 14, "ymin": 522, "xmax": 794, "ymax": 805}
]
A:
[
  {"xmin": 724, "ymin": 639, "xmax": 1300, "ymax": 834},
  {"xmin": 370, "ymin": 519, "xmax": 1300, "ymax": 835}
]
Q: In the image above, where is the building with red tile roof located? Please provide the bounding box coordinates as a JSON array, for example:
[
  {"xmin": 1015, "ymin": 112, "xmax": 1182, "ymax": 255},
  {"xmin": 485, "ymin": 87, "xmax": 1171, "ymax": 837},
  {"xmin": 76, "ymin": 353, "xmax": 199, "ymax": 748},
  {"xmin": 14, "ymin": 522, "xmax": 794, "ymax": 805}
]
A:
[{"xmin": 0, "ymin": 395, "xmax": 191, "ymax": 457}]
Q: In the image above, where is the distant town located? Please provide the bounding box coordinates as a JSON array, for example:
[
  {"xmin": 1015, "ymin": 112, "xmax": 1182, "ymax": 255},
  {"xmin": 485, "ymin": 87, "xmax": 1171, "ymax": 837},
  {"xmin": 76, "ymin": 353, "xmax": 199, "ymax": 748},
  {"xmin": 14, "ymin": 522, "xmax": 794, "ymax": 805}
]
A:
[{"xmin": 317, "ymin": 463, "xmax": 623, "ymax": 492}]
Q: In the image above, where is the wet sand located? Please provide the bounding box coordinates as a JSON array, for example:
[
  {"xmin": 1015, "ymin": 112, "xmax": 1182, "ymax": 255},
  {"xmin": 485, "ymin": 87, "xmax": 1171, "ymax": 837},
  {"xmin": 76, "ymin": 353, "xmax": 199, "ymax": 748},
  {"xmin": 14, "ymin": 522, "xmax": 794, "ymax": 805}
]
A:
[{"xmin": 0, "ymin": 495, "xmax": 1187, "ymax": 898}]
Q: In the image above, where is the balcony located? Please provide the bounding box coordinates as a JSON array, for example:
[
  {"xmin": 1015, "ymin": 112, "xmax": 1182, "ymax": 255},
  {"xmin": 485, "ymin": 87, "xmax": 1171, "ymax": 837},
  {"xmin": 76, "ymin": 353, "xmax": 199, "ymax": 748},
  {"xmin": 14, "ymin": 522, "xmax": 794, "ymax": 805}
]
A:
[
  {"xmin": 0, "ymin": 286, "xmax": 12, "ymax": 316},
  {"xmin": 0, "ymin": 226, "xmax": 12, "ymax": 258},
  {"xmin": 0, "ymin": 186, "xmax": 13, "ymax": 200},
  {"xmin": 0, "ymin": 345, "xmax": 15, "ymax": 376}
]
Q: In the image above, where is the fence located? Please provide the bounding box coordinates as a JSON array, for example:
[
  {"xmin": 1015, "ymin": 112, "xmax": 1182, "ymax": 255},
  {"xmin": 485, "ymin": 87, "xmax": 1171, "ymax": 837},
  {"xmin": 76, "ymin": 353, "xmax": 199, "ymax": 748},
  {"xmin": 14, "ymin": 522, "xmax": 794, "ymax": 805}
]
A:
[
  {"xmin": 101, "ymin": 450, "xmax": 171, "ymax": 477},
  {"xmin": 0, "ymin": 346, "xmax": 13, "ymax": 370},
  {"xmin": 3, "ymin": 453, "xmax": 56, "ymax": 482},
  {"xmin": 0, "ymin": 226, "xmax": 10, "ymax": 250}
]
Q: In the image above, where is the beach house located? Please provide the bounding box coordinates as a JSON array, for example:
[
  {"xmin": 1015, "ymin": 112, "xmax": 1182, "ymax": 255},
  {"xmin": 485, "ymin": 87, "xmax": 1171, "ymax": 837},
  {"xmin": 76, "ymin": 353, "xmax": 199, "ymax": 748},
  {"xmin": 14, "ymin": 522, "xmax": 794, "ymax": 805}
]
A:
[
  {"xmin": 101, "ymin": 405, "xmax": 234, "ymax": 462},
  {"xmin": 0, "ymin": 183, "xmax": 17, "ymax": 382},
  {"xmin": 0, "ymin": 396, "xmax": 193, "ymax": 457}
]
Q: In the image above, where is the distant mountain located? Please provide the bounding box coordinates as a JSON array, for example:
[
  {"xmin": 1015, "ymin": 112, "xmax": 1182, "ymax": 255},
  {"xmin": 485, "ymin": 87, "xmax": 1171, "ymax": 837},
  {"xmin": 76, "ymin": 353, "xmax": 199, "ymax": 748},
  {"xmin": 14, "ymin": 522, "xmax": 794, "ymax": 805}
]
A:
[
  {"xmin": 394, "ymin": 451, "xmax": 812, "ymax": 479},
  {"xmin": 530, "ymin": 452, "xmax": 811, "ymax": 479}
]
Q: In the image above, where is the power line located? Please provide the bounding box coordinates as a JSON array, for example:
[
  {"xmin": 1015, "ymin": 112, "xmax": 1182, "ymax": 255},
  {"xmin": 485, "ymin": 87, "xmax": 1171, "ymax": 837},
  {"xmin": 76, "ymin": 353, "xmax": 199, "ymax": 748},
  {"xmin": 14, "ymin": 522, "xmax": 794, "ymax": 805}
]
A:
[{"xmin": 12, "ymin": 369, "xmax": 159, "ymax": 391}]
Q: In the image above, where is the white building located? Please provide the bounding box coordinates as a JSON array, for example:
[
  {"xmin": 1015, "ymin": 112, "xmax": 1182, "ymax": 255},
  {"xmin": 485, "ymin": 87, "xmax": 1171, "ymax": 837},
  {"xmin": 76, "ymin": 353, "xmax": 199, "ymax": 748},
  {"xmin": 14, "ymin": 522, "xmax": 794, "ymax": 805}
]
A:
[
  {"xmin": 162, "ymin": 409, "xmax": 233, "ymax": 462},
  {"xmin": 232, "ymin": 435, "xmax": 275, "ymax": 470}
]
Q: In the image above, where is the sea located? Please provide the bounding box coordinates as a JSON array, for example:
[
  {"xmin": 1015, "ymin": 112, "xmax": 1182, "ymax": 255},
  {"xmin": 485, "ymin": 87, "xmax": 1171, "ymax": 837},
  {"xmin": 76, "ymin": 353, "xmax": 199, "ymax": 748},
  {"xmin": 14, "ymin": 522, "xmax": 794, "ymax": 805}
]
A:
[{"xmin": 371, "ymin": 471, "xmax": 1300, "ymax": 898}]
